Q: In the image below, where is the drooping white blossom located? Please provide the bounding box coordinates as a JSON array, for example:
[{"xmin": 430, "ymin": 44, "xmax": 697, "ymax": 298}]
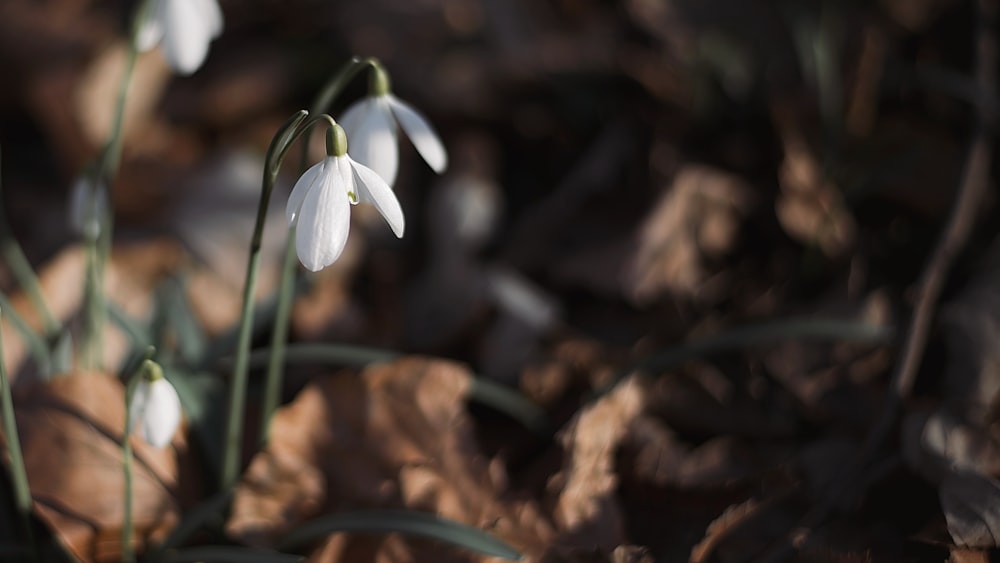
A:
[
  {"xmin": 130, "ymin": 374, "xmax": 182, "ymax": 449},
  {"xmin": 136, "ymin": 0, "xmax": 223, "ymax": 75},
  {"xmin": 286, "ymin": 152, "xmax": 404, "ymax": 272},
  {"xmin": 339, "ymin": 90, "xmax": 447, "ymax": 187}
]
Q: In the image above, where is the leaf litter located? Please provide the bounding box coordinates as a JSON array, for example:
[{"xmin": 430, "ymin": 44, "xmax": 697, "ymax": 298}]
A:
[{"xmin": 3, "ymin": 0, "xmax": 1000, "ymax": 561}]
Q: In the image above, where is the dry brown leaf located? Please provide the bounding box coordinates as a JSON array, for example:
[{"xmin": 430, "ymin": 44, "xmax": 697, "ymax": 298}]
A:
[
  {"xmin": 939, "ymin": 239, "xmax": 1000, "ymax": 423},
  {"xmin": 227, "ymin": 357, "xmax": 554, "ymax": 561},
  {"xmin": 627, "ymin": 165, "xmax": 753, "ymax": 303},
  {"xmin": 903, "ymin": 410, "xmax": 1000, "ymax": 483},
  {"xmin": 9, "ymin": 371, "xmax": 186, "ymax": 562},
  {"xmin": 2, "ymin": 239, "xmax": 181, "ymax": 379},
  {"xmin": 1, "ymin": 245, "xmax": 86, "ymax": 377},
  {"xmin": 939, "ymin": 469, "xmax": 1000, "ymax": 548},
  {"xmin": 548, "ymin": 375, "xmax": 645, "ymax": 552},
  {"xmin": 772, "ymin": 104, "xmax": 856, "ymax": 257},
  {"xmin": 689, "ymin": 497, "xmax": 761, "ymax": 563},
  {"xmin": 949, "ymin": 547, "xmax": 991, "ymax": 563}
]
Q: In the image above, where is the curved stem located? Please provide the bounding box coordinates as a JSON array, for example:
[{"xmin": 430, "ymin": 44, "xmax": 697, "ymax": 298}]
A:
[
  {"xmin": 258, "ymin": 57, "xmax": 379, "ymax": 447},
  {"xmin": 219, "ymin": 109, "xmax": 310, "ymax": 491}
]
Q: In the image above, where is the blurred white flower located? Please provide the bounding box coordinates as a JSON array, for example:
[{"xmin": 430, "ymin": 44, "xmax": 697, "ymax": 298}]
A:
[
  {"xmin": 339, "ymin": 75, "xmax": 447, "ymax": 186},
  {"xmin": 68, "ymin": 176, "xmax": 109, "ymax": 240},
  {"xmin": 286, "ymin": 151, "xmax": 405, "ymax": 272},
  {"xmin": 130, "ymin": 374, "xmax": 181, "ymax": 449},
  {"xmin": 136, "ymin": 0, "xmax": 223, "ymax": 75}
]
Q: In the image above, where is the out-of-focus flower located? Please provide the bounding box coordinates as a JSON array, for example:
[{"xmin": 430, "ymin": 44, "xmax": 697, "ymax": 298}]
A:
[
  {"xmin": 286, "ymin": 125, "xmax": 404, "ymax": 272},
  {"xmin": 339, "ymin": 66, "xmax": 447, "ymax": 186},
  {"xmin": 136, "ymin": 0, "xmax": 223, "ymax": 75},
  {"xmin": 130, "ymin": 367, "xmax": 181, "ymax": 449},
  {"xmin": 68, "ymin": 176, "xmax": 109, "ymax": 240}
]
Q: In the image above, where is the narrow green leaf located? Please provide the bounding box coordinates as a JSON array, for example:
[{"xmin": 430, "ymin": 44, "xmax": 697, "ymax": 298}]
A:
[
  {"xmin": 161, "ymin": 546, "xmax": 303, "ymax": 563},
  {"xmin": 278, "ymin": 510, "xmax": 521, "ymax": 560},
  {"xmin": 152, "ymin": 490, "xmax": 233, "ymax": 553},
  {"xmin": 0, "ymin": 292, "xmax": 50, "ymax": 375}
]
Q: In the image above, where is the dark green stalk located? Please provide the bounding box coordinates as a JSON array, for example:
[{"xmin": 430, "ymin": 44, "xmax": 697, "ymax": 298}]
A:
[
  {"xmin": 81, "ymin": 0, "xmax": 152, "ymax": 370},
  {"xmin": 258, "ymin": 57, "xmax": 379, "ymax": 446},
  {"xmin": 219, "ymin": 110, "xmax": 314, "ymax": 491},
  {"xmin": 0, "ymin": 308, "xmax": 37, "ymax": 561},
  {"xmin": 0, "ymin": 147, "xmax": 59, "ymax": 340}
]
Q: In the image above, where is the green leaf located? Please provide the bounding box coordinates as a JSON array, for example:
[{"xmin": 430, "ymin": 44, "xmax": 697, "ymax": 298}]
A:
[
  {"xmin": 152, "ymin": 490, "xmax": 233, "ymax": 553},
  {"xmin": 160, "ymin": 546, "xmax": 303, "ymax": 563},
  {"xmin": 278, "ymin": 510, "xmax": 522, "ymax": 560}
]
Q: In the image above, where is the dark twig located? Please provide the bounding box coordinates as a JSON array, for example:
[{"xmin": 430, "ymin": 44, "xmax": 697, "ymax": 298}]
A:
[{"xmin": 758, "ymin": 1, "xmax": 997, "ymax": 560}]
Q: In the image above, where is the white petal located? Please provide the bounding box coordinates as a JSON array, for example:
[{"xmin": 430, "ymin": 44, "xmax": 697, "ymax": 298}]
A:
[
  {"xmin": 286, "ymin": 159, "xmax": 327, "ymax": 225},
  {"xmin": 129, "ymin": 379, "xmax": 152, "ymax": 436},
  {"xmin": 135, "ymin": 1, "xmax": 165, "ymax": 52},
  {"xmin": 340, "ymin": 97, "xmax": 399, "ymax": 186},
  {"xmin": 132, "ymin": 378, "xmax": 181, "ymax": 449},
  {"xmin": 387, "ymin": 95, "xmax": 447, "ymax": 173},
  {"xmin": 338, "ymin": 99, "xmax": 370, "ymax": 142},
  {"xmin": 350, "ymin": 157, "xmax": 405, "ymax": 237},
  {"xmin": 198, "ymin": 0, "xmax": 224, "ymax": 38},
  {"xmin": 162, "ymin": 0, "xmax": 213, "ymax": 74},
  {"xmin": 295, "ymin": 157, "xmax": 351, "ymax": 271}
]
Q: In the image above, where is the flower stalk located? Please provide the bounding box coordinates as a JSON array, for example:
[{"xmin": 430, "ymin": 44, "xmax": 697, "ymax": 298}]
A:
[
  {"xmin": 81, "ymin": 0, "xmax": 152, "ymax": 370},
  {"xmin": 258, "ymin": 57, "xmax": 380, "ymax": 445},
  {"xmin": 220, "ymin": 110, "xmax": 319, "ymax": 490},
  {"xmin": 0, "ymin": 307, "xmax": 37, "ymax": 560}
]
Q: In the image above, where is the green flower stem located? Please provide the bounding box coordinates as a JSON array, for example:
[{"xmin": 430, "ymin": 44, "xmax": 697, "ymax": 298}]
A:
[
  {"xmin": 220, "ymin": 110, "xmax": 315, "ymax": 491},
  {"xmin": 0, "ymin": 147, "xmax": 59, "ymax": 340},
  {"xmin": 259, "ymin": 232, "xmax": 297, "ymax": 445},
  {"xmin": 81, "ymin": 0, "xmax": 152, "ymax": 370},
  {"xmin": 258, "ymin": 57, "xmax": 379, "ymax": 447},
  {"xmin": 0, "ymin": 308, "xmax": 37, "ymax": 561},
  {"xmin": 121, "ymin": 367, "xmax": 140, "ymax": 563},
  {"xmin": 120, "ymin": 353, "xmax": 158, "ymax": 563},
  {"xmin": 0, "ymin": 293, "xmax": 51, "ymax": 376}
]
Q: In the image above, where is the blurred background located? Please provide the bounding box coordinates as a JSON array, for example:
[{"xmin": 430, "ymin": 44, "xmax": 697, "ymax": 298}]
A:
[{"xmin": 1, "ymin": 0, "xmax": 999, "ymax": 561}]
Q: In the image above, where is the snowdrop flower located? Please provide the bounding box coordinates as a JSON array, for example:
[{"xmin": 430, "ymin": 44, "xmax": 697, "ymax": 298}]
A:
[
  {"xmin": 136, "ymin": 0, "xmax": 223, "ymax": 75},
  {"xmin": 286, "ymin": 124, "xmax": 404, "ymax": 271},
  {"xmin": 338, "ymin": 65, "xmax": 447, "ymax": 186},
  {"xmin": 68, "ymin": 175, "xmax": 109, "ymax": 240},
  {"xmin": 129, "ymin": 363, "xmax": 181, "ymax": 449}
]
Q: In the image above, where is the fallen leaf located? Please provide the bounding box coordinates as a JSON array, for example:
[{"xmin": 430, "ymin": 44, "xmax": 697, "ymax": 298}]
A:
[
  {"xmin": 772, "ymin": 103, "xmax": 856, "ymax": 257},
  {"xmin": 8, "ymin": 371, "xmax": 186, "ymax": 562},
  {"xmin": 626, "ymin": 165, "xmax": 753, "ymax": 303},
  {"xmin": 548, "ymin": 375, "xmax": 645, "ymax": 552},
  {"xmin": 939, "ymin": 240, "xmax": 1000, "ymax": 423},
  {"xmin": 939, "ymin": 469, "xmax": 1000, "ymax": 548},
  {"xmin": 227, "ymin": 357, "xmax": 554, "ymax": 560}
]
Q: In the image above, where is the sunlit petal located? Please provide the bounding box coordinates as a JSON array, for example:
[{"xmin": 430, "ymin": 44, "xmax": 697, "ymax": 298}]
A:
[
  {"xmin": 162, "ymin": 0, "xmax": 212, "ymax": 75},
  {"xmin": 350, "ymin": 157, "xmax": 405, "ymax": 237},
  {"xmin": 131, "ymin": 378, "xmax": 182, "ymax": 449},
  {"xmin": 135, "ymin": 4, "xmax": 164, "ymax": 52},
  {"xmin": 199, "ymin": 0, "xmax": 224, "ymax": 38},
  {"xmin": 341, "ymin": 97, "xmax": 399, "ymax": 186},
  {"xmin": 286, "ymin": 158, "xmax": 326, "ymax": 225},
  {"xmin": 295, "ymin": 158, "xmax": 351, "ymax": 271},
  {"xmin": 388, "ymin": 95, "xmax": 447, "ymax": 173}
]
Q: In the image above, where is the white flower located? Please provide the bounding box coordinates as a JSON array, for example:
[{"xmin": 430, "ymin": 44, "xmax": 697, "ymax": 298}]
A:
[
  {"xmin": 130, "ymin": 375, "xmax": 182, "ymax": 448},
  {"xmin": 286, "ymin": 154, "xmax": 405, "ymax": 272},
  {"xmin": 339, "ymin": 93, "xmax": 447, "ymax": 186},
  {"xmin": 68, "ymin": 176, "xmax": 109, "ymax": 240},
  {"xmin": 136, "ymin": 0, "xmax": 223, "ymax": 75}
]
